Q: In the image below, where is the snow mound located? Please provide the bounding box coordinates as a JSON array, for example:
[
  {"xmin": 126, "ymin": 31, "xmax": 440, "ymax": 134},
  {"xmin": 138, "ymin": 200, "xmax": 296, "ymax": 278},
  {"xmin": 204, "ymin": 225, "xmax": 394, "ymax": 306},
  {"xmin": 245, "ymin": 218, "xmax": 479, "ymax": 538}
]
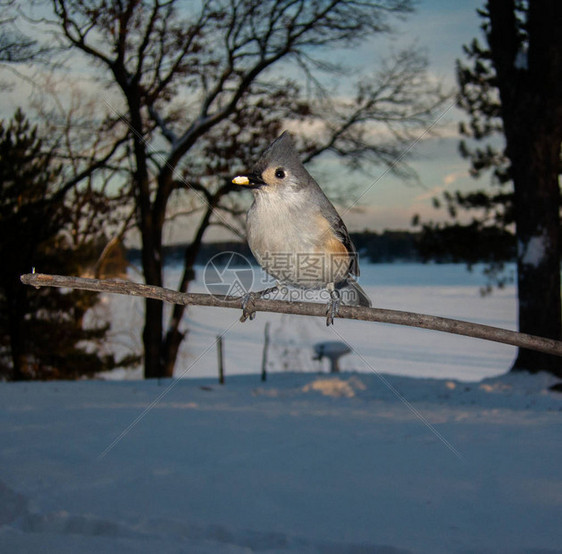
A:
[{"xmin": 302, "ymin": 376, "xmax": 367, "ymax": 397}]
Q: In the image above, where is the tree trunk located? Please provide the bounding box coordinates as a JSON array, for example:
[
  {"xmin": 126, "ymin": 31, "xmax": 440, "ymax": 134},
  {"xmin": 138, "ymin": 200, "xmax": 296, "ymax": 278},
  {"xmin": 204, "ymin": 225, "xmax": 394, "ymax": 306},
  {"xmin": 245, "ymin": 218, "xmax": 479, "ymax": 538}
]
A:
[
  {"xmin": 161, "ymin": 231, "xmax": 207, "ymax": 377},
  {"xmin": 127, "ymin": 93, "xmax": 167, "ymax": 379},
  {"xmin": 139, "ymin": 219, "xmax": 165, "ymax": 379},
  {"xmin": 510, "ymin": 131, "xmax": 561, "ymax": 376},
  {"xmin": 488, "ymin": 0, "xmax": 562, "ymax": 377},
  {"xmin": 162, "ymin": 199, "xmax": 219, "ymax": 377}
]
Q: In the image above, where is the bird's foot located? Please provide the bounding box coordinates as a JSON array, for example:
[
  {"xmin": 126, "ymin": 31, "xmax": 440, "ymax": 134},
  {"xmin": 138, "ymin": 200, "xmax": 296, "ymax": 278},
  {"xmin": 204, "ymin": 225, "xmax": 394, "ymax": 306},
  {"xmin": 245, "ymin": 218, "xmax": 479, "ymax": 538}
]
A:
[
  {"xmin": 239, "ymin": 286, "xmax": 278, "ymax": 322},
  {"xmin": 325, "ymin": 289, "xmax": 341, "ymax": 326},
  {"xmin": 240, "ymin": 292, "xmax": 257, "ymax": 322}
]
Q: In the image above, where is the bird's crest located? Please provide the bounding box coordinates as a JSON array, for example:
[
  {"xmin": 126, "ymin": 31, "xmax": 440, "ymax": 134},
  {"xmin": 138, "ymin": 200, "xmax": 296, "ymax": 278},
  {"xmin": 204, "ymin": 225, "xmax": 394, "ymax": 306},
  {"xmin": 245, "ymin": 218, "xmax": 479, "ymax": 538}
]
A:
[{"xmin": 254, "ymin": 131, "xmax": 300, "ymax": 172}]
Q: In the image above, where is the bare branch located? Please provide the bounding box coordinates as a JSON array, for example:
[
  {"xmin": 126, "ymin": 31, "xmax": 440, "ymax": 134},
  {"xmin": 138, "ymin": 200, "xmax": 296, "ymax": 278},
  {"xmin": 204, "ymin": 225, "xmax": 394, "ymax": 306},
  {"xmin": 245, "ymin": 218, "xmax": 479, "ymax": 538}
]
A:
[
  {"xmin": 52, "ymin": 133, "xmax": 130, "ymax": 202},
  {"xmin": 21, "ymin": 273, "xmax": 562, "ymax": 359},
  {"xmin": 134, "ymin": 0, "xmax": 162, "ymax": 82},
  {"xmin": 209, "ymin": 219, "xmax": 246, "ymax": 240},
  {"xmin": 148, "ymin": 104, "xmax": 178, "ymax": 145},
  {"xmin": 52, "ymin": 0, "xmax": 113, "ymax": 67}
]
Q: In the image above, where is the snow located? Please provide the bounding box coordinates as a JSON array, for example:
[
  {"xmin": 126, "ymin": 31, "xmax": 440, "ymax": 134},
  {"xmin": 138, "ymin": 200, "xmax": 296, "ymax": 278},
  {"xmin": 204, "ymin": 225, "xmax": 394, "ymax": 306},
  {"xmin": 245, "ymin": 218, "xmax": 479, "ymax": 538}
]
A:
[
  {"xmin": 2, "ymin": 263, "xmax": 561, "ymax": 553},
  {"xmin": 518, "ymin": 232, "xmax": 548, "ymax": 268},
  {"xmin": 98, "ymin": 263, "xmax": 519, "ymax": 383},
  {"xmin": 0, "ymin": 372, "xmax": 561, "ymax": 553},
  {"xmin": 514, "ymin": 48, "xmax": 528, "ymax": 71}
]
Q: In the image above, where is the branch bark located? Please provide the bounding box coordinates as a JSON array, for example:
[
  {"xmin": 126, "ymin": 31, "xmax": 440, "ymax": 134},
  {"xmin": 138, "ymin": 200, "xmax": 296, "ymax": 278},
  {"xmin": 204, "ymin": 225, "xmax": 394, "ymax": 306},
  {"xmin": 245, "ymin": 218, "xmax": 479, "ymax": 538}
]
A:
[{"xmin": 20, "ymin": 273, "xmax": 562, "ymax": 359}]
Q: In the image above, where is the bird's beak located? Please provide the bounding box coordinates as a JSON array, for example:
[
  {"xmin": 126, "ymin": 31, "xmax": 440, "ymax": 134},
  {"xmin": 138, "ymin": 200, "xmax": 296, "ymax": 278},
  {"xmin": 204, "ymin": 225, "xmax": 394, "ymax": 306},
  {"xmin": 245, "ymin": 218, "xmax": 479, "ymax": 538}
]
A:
[{"xmin": 232, "ymin": 172, "xmax": 265, "ymax": 187}]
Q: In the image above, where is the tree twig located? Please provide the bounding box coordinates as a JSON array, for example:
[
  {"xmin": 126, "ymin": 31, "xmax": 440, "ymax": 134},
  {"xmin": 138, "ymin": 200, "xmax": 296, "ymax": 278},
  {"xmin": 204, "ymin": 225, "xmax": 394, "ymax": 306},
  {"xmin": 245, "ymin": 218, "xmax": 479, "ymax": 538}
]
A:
[{"xmin": 20, "ymin": 273, "xmax": 562, "ymax": 358}]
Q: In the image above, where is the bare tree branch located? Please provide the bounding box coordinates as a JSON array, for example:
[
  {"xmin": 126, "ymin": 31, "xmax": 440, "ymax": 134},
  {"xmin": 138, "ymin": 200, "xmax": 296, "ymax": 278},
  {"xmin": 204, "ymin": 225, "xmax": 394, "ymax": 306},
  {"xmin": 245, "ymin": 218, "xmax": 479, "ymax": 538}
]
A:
[
  {"xmin": 52, "ymin": 134, "xmax": 130, "ymax": 202},
  {"xmin": 21, "ymin": 273, "xmax": 562, "ymax": 359}
]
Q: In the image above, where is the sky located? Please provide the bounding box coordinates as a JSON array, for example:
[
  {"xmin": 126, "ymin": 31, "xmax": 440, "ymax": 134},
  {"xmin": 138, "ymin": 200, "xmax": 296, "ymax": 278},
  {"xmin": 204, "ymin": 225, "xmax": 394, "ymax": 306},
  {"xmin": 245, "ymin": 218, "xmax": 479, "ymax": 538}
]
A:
[
  {"xmin": 184, "ymin": 0, "xmax": 490, "ymax": 240},
  {"xmin": 1, "ymin": 0, "xmax": 490, "ymax": 238},
  {"xmin": 334, "ymin": 0, "xmax": 488, "ymax": 232}
]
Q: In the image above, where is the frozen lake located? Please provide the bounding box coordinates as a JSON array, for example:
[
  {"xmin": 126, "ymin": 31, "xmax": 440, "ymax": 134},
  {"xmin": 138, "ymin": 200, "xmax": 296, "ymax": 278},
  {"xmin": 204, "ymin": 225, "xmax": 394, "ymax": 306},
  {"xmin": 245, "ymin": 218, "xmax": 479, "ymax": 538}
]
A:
[{"xmin": 98, "ymin": 262, "xmax": 519, "ymax": 382}]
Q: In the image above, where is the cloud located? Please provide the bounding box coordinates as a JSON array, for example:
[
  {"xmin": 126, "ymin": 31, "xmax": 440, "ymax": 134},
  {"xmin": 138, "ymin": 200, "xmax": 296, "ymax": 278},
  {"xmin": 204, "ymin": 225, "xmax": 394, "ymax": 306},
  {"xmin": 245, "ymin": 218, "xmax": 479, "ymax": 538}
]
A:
[
  {"xmin": 443, "ymin": 169, "xmax": 469, "ymax": 186},
  {"xmin": 414, "ymin": 185, "xmax": 445, "ymax": 203}
]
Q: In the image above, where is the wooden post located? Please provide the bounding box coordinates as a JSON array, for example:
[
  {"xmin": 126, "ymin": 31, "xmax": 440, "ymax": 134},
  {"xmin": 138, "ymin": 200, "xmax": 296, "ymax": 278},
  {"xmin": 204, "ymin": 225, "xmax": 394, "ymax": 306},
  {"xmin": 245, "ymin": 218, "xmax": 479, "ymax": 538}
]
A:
[
  {"xmin": 216, "ymin": 335, "xmax": 224, "ymax": 385},
  {"xmin": 261, "ymin": 322, "xmax": 270, "ymax": 382}
]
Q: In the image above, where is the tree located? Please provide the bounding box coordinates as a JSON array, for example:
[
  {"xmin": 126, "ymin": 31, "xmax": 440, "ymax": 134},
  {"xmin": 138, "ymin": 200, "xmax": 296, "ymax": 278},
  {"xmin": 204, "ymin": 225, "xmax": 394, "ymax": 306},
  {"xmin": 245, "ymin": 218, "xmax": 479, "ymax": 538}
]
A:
[
  {"xmin": 415, "ymin": 0, "xmax": 561, "ymax": 376},
  {"xmin": 0, "ymin": 0, "xmax": 45, "ymax": 63},
  {"xmin": 44, "ymin": 0, "xmax": 447, "ymax": 379},
  {"xmin": 0, "ymin": 109, "xmax": 139, "ymax": 380}
]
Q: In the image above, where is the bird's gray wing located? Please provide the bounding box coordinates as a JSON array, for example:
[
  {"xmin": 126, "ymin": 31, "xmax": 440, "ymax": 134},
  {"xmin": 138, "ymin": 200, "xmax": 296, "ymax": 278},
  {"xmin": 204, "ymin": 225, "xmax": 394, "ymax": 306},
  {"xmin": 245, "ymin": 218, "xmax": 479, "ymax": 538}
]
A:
[
  {"xmin": 327, "ymin": 210, "xmax": 360, "ymax": 277},
  {"xmin": 308, "ymin": 183, "xmax": 360, "ymax": 277}
]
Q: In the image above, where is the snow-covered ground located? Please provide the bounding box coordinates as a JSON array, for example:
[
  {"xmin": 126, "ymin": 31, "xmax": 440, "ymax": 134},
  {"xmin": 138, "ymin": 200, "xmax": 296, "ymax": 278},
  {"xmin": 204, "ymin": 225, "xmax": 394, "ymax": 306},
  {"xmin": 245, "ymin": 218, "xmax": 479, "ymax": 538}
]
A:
[
  {"xmin": 1, "ymin": 372, "xmax": 561, "ymax": 553},
  {"xmin": 1, "ymin": 263, "xmax": 561, "ymax": 553}
]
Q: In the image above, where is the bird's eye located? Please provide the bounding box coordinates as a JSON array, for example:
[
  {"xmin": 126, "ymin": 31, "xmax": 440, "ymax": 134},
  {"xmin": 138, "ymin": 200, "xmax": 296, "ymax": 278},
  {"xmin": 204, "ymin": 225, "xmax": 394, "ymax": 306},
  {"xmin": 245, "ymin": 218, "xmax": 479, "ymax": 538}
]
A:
[{"xmin": 275, "ymin": 168, "xmax": 286, "ymax": 179}]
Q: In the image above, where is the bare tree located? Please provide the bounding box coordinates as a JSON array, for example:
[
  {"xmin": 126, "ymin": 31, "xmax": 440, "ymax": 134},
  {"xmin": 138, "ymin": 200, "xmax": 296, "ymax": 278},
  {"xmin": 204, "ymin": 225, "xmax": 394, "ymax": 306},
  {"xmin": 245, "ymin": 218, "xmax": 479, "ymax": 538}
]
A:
[
  {"xmin": 41, "ymin": 0, "xmax": 447, "ymax": 378},
  {"xmin": 29, "ymin": 76, "xmax": 136, "ymax": 257},
  {"xmin": 0, "ymin": 0, "xmax": 45, "ymax": 63}
]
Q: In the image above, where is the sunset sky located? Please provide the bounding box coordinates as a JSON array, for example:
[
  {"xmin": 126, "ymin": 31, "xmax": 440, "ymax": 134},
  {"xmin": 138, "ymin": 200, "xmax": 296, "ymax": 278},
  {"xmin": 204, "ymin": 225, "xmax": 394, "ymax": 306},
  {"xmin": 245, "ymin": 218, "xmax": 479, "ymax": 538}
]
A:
[
  {"xmin": 334, "ymin": 0, "xmax": 490, "ymax": 232},
  {"xmin": 1, "ymin": 0, "xmax": 492, "ymax": 237}
]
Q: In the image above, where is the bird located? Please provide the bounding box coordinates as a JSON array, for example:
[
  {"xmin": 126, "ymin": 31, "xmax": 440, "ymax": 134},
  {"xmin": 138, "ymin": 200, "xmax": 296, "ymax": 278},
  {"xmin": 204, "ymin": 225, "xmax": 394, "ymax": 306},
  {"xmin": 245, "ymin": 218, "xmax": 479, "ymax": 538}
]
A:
[{"xmin": 232, "ymin": 131, "xmax": 371, "ymax": 325}]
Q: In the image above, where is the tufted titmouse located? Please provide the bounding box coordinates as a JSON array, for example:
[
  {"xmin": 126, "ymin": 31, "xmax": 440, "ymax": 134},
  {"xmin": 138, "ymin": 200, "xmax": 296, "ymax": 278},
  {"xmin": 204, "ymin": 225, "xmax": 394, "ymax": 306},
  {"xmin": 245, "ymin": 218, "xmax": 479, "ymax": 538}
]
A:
[{"xmin": 232, "ymin": 131, "xmax": 371, "ymax": 325}]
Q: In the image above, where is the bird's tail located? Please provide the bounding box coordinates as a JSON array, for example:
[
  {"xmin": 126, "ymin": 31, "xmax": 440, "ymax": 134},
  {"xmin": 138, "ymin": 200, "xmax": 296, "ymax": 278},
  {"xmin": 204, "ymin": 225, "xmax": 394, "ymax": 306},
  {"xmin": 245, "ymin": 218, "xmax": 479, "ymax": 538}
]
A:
[{"xmin": 340, "ymin": 278, "xmax": 372, "ymax": 308}]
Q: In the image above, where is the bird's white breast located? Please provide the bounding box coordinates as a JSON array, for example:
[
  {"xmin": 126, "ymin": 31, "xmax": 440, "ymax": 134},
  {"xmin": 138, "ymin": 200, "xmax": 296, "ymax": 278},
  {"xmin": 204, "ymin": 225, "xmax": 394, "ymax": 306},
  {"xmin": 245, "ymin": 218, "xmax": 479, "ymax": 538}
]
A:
[{"xmin": 246, "ymin": 189, "xmax": 349, "ymax": 287}]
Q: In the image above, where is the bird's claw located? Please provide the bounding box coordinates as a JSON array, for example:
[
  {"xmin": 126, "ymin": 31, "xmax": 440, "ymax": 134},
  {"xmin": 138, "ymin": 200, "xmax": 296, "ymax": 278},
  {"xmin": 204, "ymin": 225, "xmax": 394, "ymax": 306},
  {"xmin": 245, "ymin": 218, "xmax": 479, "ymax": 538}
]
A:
[
  {"xmin": 325, "ymin": 289, "xmax": 341, "ymax": 326},
  {"xmin": 239, "ymin": 286, "xmax": 279, "ymax": 323},
  {"xmin": 240, "ymin": 292, "xmax": 257, "ymax": 322}
]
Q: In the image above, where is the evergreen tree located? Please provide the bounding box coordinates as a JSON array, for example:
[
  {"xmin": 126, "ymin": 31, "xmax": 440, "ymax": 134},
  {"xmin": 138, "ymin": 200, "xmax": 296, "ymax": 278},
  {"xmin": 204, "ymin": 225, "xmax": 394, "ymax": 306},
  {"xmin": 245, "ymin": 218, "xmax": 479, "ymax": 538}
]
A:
[
  {"xmin": 415, "ymin": 1, "xmax": 561, "ymax": 376},
  {"xmin": 0, "ymin": 110, "xmax": 139, "ymax": 380}
]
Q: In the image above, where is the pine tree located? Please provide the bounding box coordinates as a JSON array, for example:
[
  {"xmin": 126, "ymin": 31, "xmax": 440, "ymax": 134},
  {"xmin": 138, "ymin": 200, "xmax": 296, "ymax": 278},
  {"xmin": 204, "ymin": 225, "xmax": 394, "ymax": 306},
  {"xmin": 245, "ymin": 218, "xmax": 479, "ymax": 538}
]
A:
[
  {"xmin": 0, "ymin": 110, "xmax": 139, "ymax": 380},
  {"xmin": 415, "ymin": 1, "xmax": 561, "ymax": 376}
]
